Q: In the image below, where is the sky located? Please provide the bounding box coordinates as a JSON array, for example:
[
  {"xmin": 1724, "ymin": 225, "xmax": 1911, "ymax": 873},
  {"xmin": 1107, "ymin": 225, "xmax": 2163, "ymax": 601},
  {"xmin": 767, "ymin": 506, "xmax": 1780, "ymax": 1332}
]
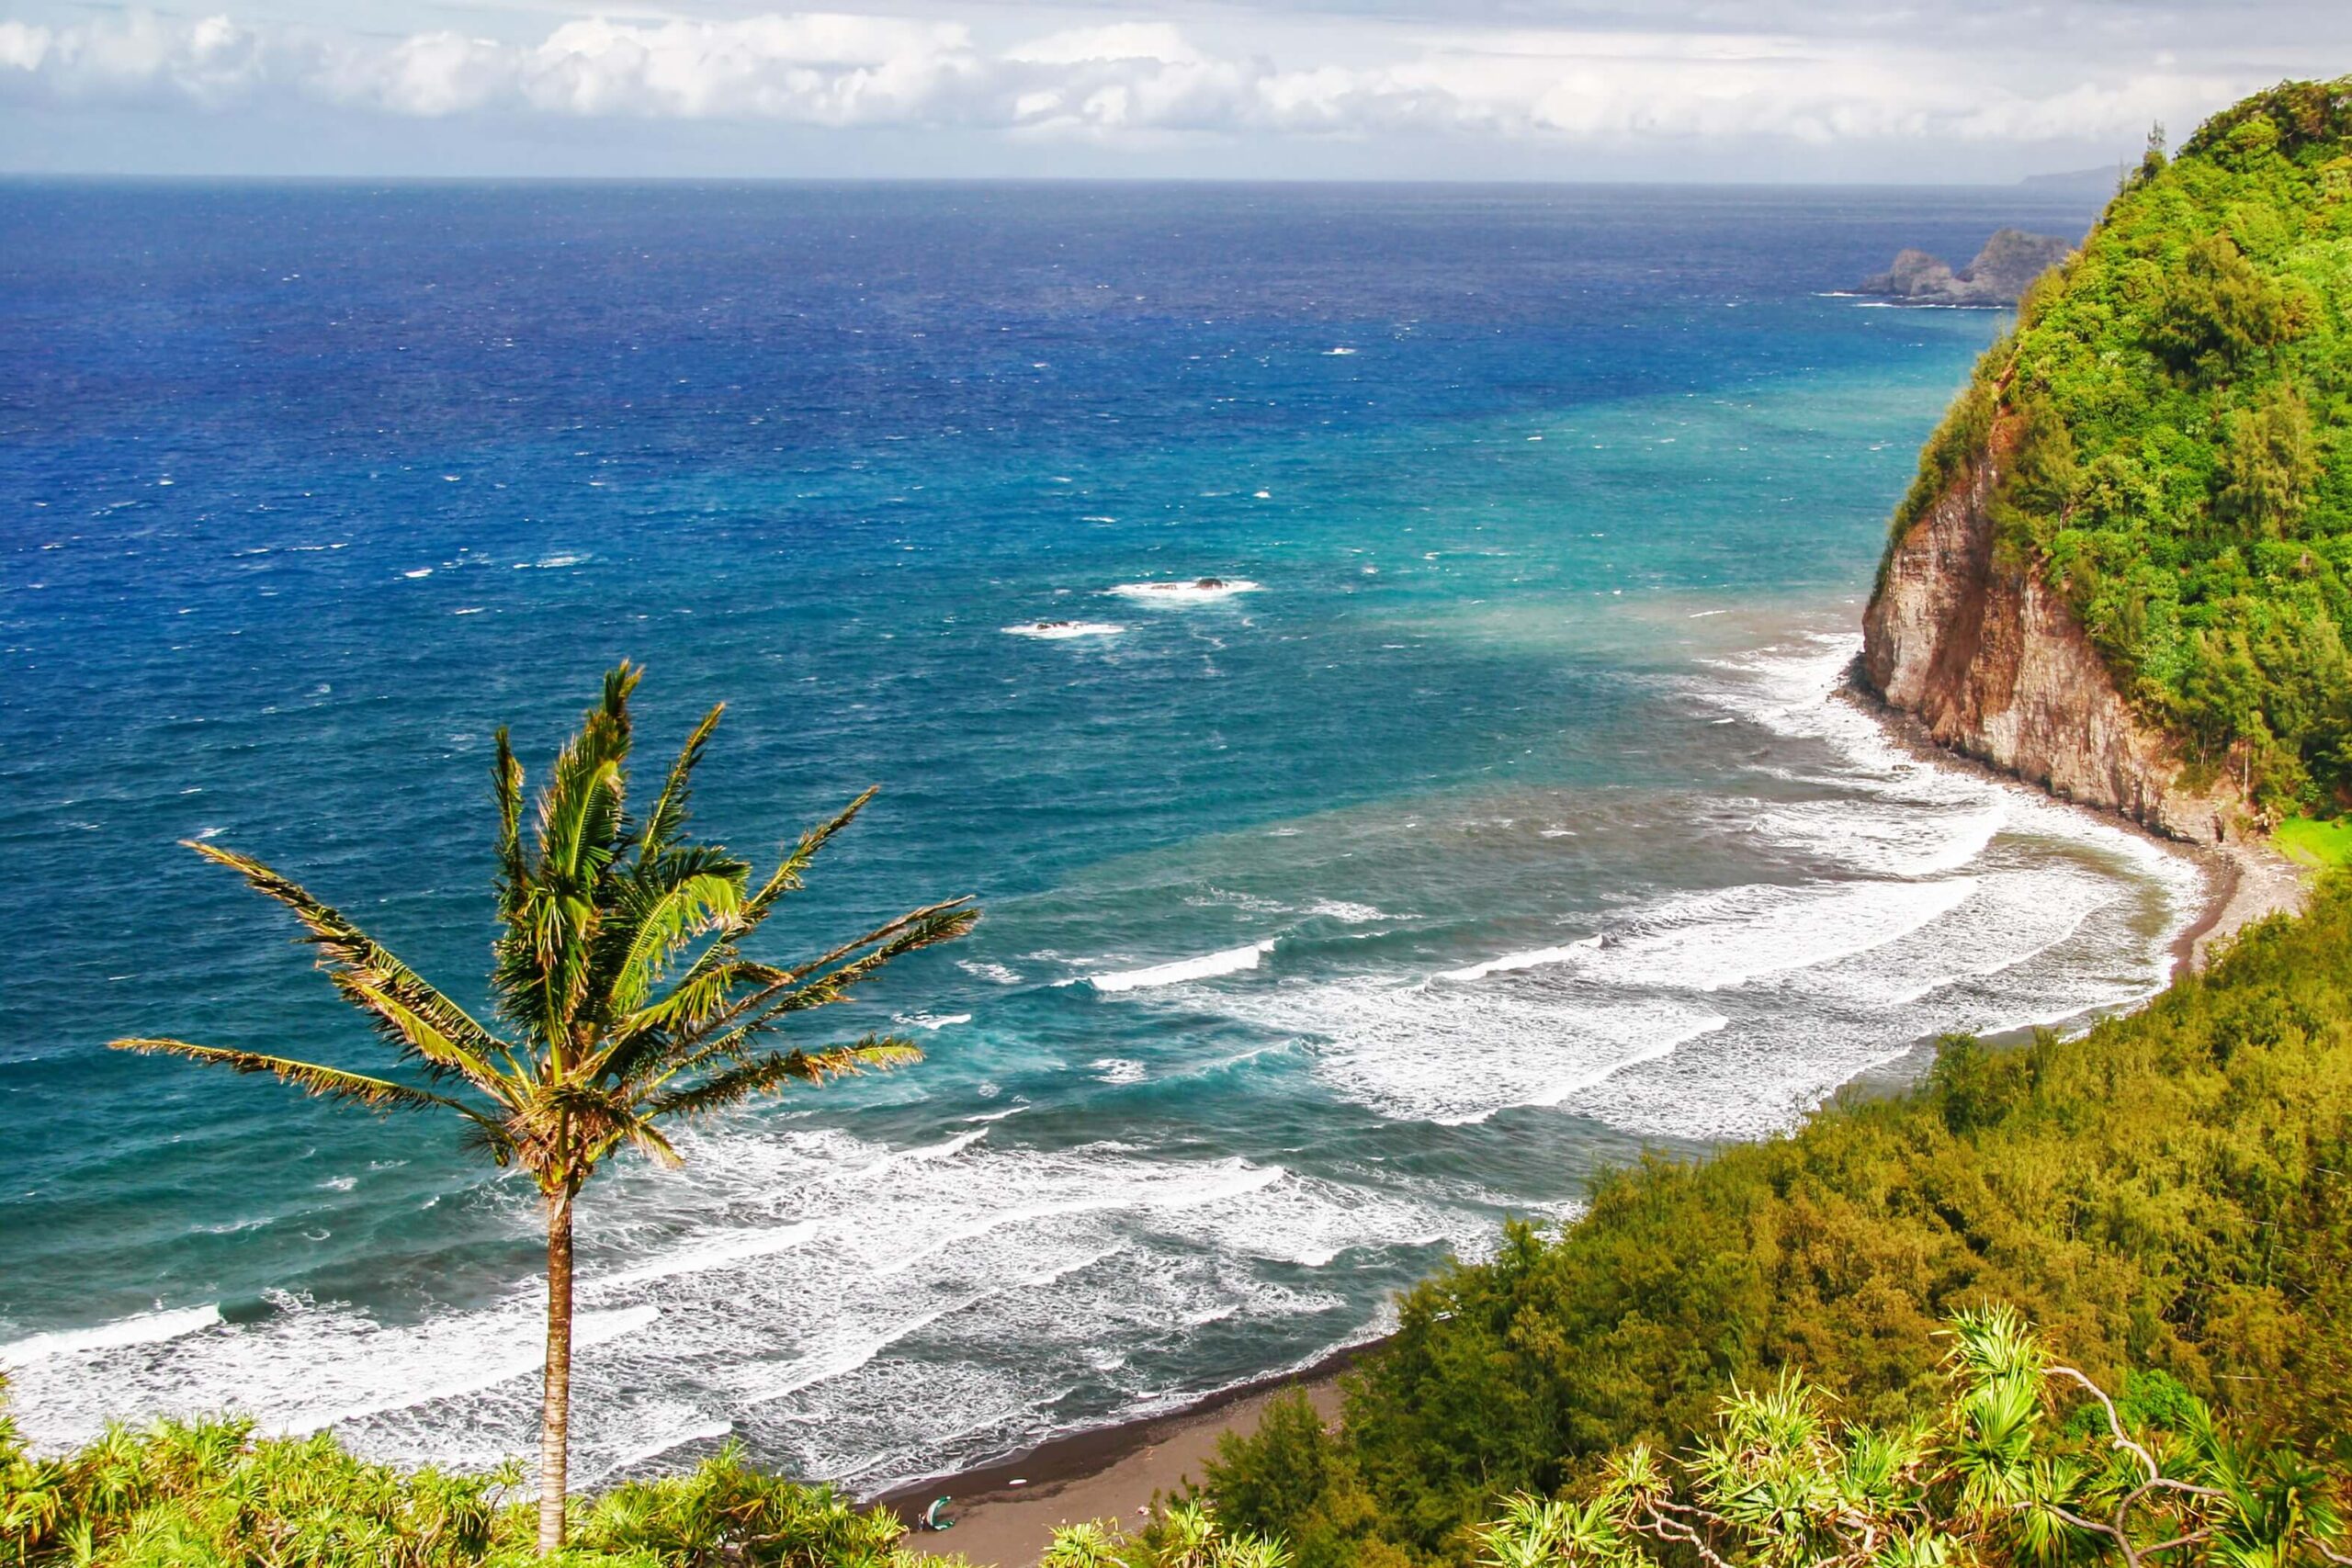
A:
[{"xmin": 0, "ymin": 1, "xmax": 2346, "ymax": 182}]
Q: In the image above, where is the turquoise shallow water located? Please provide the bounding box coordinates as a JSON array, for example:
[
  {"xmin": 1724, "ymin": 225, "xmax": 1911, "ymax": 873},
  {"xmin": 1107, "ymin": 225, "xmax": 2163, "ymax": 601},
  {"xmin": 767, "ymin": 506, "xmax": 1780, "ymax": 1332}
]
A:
[{"xmin": 0, "ymin": 181, "xmax": 2195, "ymax": 1490}]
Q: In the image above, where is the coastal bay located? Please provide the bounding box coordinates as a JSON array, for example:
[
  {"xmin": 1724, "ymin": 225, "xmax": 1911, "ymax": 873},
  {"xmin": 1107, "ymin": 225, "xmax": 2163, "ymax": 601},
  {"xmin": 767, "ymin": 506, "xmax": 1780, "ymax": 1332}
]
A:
[{"xmin": 4, "ymin": 181, "xmax": 2183, "ymax": 1501}]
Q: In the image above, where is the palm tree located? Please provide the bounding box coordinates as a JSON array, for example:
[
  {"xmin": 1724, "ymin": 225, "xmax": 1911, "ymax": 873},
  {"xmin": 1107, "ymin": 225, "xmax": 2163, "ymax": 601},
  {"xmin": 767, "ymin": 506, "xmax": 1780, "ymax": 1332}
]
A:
[{"xmin": 111, "ymin": 662, "xmax": 976, "ymax": 1555}]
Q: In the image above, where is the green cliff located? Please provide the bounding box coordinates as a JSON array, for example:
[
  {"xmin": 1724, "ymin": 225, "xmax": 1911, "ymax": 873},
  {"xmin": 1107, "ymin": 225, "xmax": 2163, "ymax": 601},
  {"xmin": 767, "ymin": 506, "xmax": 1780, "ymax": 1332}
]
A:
[{"xmin": 1865, "ymin": 78, "xmax": 2352, "ymax": 819}]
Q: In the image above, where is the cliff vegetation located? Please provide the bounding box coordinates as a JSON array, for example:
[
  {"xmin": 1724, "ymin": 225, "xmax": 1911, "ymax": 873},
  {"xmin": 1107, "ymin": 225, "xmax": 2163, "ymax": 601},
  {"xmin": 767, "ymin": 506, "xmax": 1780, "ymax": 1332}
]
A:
[
  {"xmin": 1884, "ymin": 79, "xmax": 2352, "ymax": 811},
  {"xmin": 1201, "ymin": 872, "xmax": 2352, "ymax": 1564}
]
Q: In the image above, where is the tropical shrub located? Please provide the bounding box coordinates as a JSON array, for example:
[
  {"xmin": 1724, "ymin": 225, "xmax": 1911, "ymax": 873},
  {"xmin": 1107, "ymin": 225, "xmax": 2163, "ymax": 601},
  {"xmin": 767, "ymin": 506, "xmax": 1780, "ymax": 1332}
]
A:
[
  {"xmin": 0, "ymin": 1386, "xmax": 931, "ymax": 1568},
  {"xmin": 1037, "ymin": 1499, "xmax": 1295, "ymax": 1568}
]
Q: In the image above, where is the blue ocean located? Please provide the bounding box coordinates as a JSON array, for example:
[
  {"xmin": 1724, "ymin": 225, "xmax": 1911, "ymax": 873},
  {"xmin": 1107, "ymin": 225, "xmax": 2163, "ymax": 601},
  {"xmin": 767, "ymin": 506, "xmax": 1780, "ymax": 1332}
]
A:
[{"xmin": 0, "ymin": 180, "xmax": 2194, "ymax": 1490}]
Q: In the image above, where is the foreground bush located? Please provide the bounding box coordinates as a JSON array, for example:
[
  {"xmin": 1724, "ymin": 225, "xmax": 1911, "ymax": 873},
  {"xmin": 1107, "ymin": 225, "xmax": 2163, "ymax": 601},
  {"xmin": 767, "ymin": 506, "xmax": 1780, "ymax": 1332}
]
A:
[
  {"xmin": 1038, "ymin": 1499, "xmax": 1291, "ymax": 1568},
  {"xmin": 1205, "ymin": 874, "xmax": 2352, "ymax": 1562},
  {"xmin": 1475, "ymin": 1306, "xmax": 2347, "ymax": 1567},
  {"xmin": 0, "ymin": 1396, "xmax": 923, "ymax": 1568}
]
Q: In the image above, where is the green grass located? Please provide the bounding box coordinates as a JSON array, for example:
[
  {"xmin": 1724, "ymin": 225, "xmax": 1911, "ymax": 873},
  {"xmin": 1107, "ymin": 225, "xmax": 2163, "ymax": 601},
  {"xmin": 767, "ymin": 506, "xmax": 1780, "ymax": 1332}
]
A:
[{"xmin": 2278, "ymin": 814, "xmax": 2352, "ymax": 865}]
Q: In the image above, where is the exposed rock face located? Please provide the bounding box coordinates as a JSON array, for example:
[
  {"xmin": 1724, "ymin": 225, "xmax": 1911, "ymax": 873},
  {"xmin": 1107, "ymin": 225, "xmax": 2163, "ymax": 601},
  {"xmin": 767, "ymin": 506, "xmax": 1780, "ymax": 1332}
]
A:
[
  {"xmin": 1860, "ymin": 433, "xmax": 2246, "ymax": 844},
  {"xmin": 1859, "ymin": 229, "xmax": 2075, "ymax": 307}
]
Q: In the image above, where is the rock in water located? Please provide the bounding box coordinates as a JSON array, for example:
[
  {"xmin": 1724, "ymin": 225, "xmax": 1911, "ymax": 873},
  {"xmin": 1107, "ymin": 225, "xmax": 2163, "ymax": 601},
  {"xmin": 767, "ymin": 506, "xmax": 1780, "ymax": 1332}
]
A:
[
  {"xmin": 1858, "ymin": 228, "xmax": 2074, "ymax": 306},
  {"xmin": 1955, "ymin": 229, "xmax": 2075, "ymax": 301}
]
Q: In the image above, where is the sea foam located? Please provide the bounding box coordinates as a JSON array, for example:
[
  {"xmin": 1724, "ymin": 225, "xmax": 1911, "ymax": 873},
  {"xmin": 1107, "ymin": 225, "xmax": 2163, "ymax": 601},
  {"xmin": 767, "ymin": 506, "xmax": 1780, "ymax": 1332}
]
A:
[
  {"xmin": 1106, "ymin": 579, "xmax": 1261, "ymax": 605},
  {"xmin": 0, "ymin": 1304, "xmax": 223, "ymax": 1368},
  {"xmin": 1004, "ymin": 620, "xmax": 1124, "ymax": 638},
  {"xmin": 1089, "ymin": 939, "xmax": 1276, "ymax": 992}
]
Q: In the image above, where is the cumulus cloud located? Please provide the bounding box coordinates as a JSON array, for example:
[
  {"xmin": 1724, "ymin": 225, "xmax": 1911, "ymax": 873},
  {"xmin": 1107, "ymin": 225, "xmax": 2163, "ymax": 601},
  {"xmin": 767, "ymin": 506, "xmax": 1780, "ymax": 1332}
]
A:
[{"xmin": 0, "ymin": 6, "xmax": 2280, "ymax": 152}]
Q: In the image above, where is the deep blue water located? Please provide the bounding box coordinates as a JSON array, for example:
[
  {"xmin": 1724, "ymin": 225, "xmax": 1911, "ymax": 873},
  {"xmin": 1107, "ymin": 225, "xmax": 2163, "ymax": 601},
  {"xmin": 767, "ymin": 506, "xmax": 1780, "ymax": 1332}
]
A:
[{"xmin": 0, "ymin": 181, "xmax": 2194, "ymax": 1489}]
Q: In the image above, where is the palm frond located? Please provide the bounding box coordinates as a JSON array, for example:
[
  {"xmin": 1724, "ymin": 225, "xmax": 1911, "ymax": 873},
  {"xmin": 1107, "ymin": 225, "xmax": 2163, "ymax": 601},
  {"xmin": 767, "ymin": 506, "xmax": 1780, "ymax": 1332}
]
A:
[
  {"xmin": 602, "ymin": 863, "xmax": 747, "ymax": 1018},
  {"xmin": 492, "ymin": 726, "xmax": 527, "ymax": 921},
  {"xmin": 641, "ymin": 1038, "xmax": 922, "ymax": 1121},
  {"xmin": 532, "ymin": 664, "xmax": 639, "ymax": 890},
  {"xmin": 605, "ymin": 953, "xmax": 773, "ymax": 1046},
  {"xmin": 640, "ymin": 702, "xmax": 725, "ymax": 863},
  {"xmin": 737, "ymin": 787, "xmax": 879, "ymax": 930},
  {"xmin": 729, "ymin": 900, "xmax": 978, "ymax": 1030},
  {"xmin": 108, "ymin": 1039, "xmax": 489, "ymax": 1122},
  {"xmin": 183, "ymin": 840, "xmax": 511, "ymax": 1087},
  {"xmin": 665, "ymin": 897, "xmax": 976, "ymax": 1066},
  {"xmin": 322, "ymin": 975, "xmax": 523, "ymax": 1102},
  {"xmin": 498, "ymin": 664, "xmax": 645, "ymax": 1048}
]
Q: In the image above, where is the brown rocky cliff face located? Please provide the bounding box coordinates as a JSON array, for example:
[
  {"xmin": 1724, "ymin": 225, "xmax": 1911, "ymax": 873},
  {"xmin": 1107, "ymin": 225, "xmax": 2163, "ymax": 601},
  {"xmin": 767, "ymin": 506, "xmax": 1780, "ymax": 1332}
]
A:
[{"xmin": 1860, "ymin": 436, "xmax": 2245, "ymax": 844}]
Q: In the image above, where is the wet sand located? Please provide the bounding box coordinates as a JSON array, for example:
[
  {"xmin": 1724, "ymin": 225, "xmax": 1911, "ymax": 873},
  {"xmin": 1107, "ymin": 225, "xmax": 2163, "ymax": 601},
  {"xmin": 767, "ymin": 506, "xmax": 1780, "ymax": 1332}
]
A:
[
  {"xmin": 876, "ymin": 1359, "xmax": 1353, "ymax": 1567},
  {"xmin": 2169, "ymin": 835, "xmax": 2308, "ymax": 975}
]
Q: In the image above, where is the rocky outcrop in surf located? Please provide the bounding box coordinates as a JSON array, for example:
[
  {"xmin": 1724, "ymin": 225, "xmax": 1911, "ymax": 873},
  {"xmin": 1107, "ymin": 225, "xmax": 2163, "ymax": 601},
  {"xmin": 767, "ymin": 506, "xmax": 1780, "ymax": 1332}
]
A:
[
  {"xmin": 1859, "ymin": 423, "xmax": 2246, "ymax": 844},
  {"xmin": 1858, "ymin": 229, "xmax": 2074, "ymax": 307}
]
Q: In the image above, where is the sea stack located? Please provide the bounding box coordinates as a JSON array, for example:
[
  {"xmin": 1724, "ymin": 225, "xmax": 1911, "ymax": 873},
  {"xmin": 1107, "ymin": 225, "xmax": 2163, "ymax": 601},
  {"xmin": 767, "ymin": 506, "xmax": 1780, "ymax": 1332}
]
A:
[{"xmin": 1858, "ymin": 229, "xmax": 2075, "ymax": 306}]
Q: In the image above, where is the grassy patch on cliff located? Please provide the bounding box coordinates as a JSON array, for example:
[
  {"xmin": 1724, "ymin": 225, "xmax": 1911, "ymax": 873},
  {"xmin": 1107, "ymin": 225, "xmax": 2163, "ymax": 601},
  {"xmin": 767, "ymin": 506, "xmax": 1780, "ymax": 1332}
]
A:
[
  {"xmin": 2278, "ymin": 813, "xmax": 2352, "ymax": 865},
  {"xmin": 1884, "ymin": 78, "xmax": 2352, "ymax": 813},
  {"xmin": 1200, "ymin": 871, "xmax": 2352, "ymax": 1566}
]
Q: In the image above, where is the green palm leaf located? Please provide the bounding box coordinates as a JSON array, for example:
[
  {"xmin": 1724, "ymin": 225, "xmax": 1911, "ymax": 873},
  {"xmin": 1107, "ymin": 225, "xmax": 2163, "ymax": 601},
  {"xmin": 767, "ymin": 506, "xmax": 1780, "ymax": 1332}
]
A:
[
  {"xmin": 183, "ymin": 840, "xmax": 510, "ymax": 1089},
  {"xmin": 108, "ymin": 1039, "xmax": 491, "ymax": 1122},
  {"xmin": 641, "ymin": 1038, "xmax": 924, "ymax": 1122}
]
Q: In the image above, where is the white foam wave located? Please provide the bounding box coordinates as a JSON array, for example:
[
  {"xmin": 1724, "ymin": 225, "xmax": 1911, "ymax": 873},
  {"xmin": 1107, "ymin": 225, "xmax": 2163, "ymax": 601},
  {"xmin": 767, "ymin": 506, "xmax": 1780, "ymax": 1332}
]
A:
[
  {"xmin": 1106, "ymin": 579, "xmax": 1261, "ymax": 605},
  {"xmin": 1307, "ymin": 899, "xmax": 1393, "ymax": 923},
  {"xmin": 276, "ymin": 1305, "xmax": 663, "ymax": 1436},
  {"xmin": 592, "ymin": 1224, "xmax": 824, "ymax": 1294},
  {"xmin": 1003, "ymin": 620, "xmax": 1123, "ymax": 638},
  {"xmin": 0, "ymin": 1304, "xmax": 222, "ymax": 1368},
  {"xmin": 1695, "ymin": 632, "xmax": 2204, "ymax": 921},
  {"xmin": 1440, "ymin": 880, "xmax": 1975, "ymax": 995},
  {"xmin": 1440, "ymin": 935, "xmax": 1601, "ymax": 983},
  {"xmin": 1090, "ymin": 939, "xmax": 1275, "ymax": 992},
  {"xmin": 1216, "ymin": 972, "xmax": 1728, "ymax": 1126},
  {"xmin": 1602, "ymin": 879, "xmax": 1980, "ymax": 993},
  {"xmin": 605, "ymin": 1419, "xmax": 734, "ymax": 1477},
  {"xmin": 0, "ymin": 1124, "xmax": 1463, "ymax": 1494},
  {"xmin": 1754, "ymin": 799, "xmax": 2007, "ymax": 879}
]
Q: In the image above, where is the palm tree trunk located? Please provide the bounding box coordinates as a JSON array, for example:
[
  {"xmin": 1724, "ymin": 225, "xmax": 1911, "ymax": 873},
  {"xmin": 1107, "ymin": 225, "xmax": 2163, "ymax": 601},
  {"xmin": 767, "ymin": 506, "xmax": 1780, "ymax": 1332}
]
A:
[{"xmin": 538, "ymin": 1186, "xmax": 575, "ymax": 1555}]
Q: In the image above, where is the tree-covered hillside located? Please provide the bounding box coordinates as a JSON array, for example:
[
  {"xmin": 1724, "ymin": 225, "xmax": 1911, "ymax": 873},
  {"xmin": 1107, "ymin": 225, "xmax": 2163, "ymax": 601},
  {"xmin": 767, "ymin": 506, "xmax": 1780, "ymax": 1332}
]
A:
[
  {"xmin": 1885, "ymin": 78, "xmax": 2352, "ymax": 810},
  {"xmin": 1201, "ymin": 873, "xmax": 2352, "ymax": 1565}
]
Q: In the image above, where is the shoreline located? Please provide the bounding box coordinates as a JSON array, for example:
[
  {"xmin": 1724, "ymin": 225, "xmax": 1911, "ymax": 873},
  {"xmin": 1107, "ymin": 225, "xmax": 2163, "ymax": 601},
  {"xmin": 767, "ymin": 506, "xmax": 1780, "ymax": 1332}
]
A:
[
  {"xmin": 871, "ymin": 1343, "xmax": 1371, "ymax": 1566},
  {"xmin": 1836, "ymin": 671, "xmax": 2307, "ymax": 981},
  {"xmin": 870, "ymin": 671, "xmax": 2312, "ymax": 1568}
]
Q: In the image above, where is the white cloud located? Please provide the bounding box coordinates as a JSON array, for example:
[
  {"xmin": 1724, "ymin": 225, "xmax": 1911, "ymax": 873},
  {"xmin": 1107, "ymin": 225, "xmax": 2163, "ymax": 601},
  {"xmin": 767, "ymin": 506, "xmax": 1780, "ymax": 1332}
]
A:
[
  {"xmin": 0, "ymin": 6, "xmax": 2285, "ymax": 154},
  {"xmin": 1007, "ymin": 23, "xmax": 1203, "ymax": 67},
  {"xmin": 0, "ymin": 21, "xmax": 51, "ymax": 73}
]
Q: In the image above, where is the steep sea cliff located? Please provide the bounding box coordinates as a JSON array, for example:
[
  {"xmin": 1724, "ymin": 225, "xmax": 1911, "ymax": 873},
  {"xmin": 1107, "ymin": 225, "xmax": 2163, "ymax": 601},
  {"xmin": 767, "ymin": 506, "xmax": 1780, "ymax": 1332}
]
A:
[
  {"xmin": 1860, "ymin": 79, "xmax": 2352, "ymax": 848},
  {"xmin": 1860, "ymin": 415, "xmax": 2247, "ymax": 845}
]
